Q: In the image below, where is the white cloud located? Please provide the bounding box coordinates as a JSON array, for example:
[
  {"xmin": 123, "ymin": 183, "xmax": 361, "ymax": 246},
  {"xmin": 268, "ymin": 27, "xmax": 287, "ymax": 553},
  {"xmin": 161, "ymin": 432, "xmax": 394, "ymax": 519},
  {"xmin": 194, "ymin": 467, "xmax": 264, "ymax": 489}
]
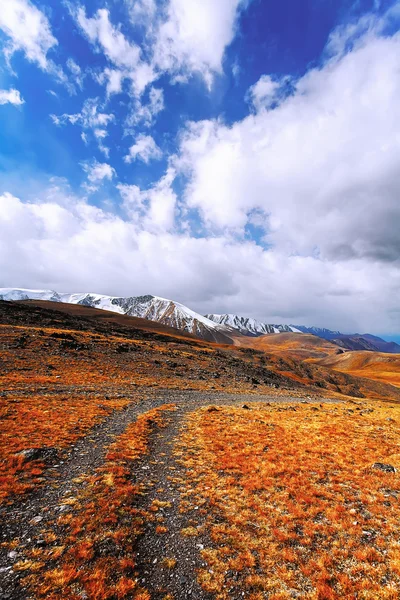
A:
[
  {"xmin": 178, "ymin": 25, "xmax": 400, "ymax": 266},
  {"xmin": 0, "ymin": 0, "xmax": 57, "ymax": 70},
  {"xmin": 152, "ymin": 0, "xmax": 247, "ymax": 86},
  {"xmin": 127, "ymin": 87, "xmax": 165, "ymax": 127},
  {"xmin": 97, "ymin": 68, "xmax": 125, "ymax": 96},
  {"xmin": 76, "ymin": 7, "xmax": 141, "ymax": 69},
  {"xmin": 75, "ymin": 0, "xmax": 248, "ymax": 94},
  {"xmin": 51, "ymin": 98, "xmax": 114, "ymax": 156},
  {"xmin": 0, "ymin": 88, "xmax": 24, "ymax": 105},
  {"xmin": 247, "ymin": 75, "xmax": 290, "ymax": 110},
  {"xmin": 81, "ymin": 160, "xmax": 115, "ymax": 192},
  {"xmin": 118, "ymin": 167, "xmax": 176, "ymax": 231},
  {"xmin": 1, "ymin": 181, "xmax": 399, "ymax": 333},
  {"xmin": 125, "ymin": 134, "xmax": 163, "ymax": 163},
  {"xmin": 66, "ymin": 58, "xmax": 84, "ymax": 89},
  {"xmin": 126, "ymin": 0, "xmax": 157, "ymax": 25},
  {"xmin": 74, "ymin": 7, "xmax": 155, "ymax": 95}
]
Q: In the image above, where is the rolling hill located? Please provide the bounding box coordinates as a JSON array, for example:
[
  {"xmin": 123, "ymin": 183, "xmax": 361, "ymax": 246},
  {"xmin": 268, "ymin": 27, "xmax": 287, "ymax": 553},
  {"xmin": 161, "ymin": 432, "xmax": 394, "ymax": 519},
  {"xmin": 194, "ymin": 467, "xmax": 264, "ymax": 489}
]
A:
[{"xmin": 319, "ymin": 350, "xmax": 400, "ymax": 388}]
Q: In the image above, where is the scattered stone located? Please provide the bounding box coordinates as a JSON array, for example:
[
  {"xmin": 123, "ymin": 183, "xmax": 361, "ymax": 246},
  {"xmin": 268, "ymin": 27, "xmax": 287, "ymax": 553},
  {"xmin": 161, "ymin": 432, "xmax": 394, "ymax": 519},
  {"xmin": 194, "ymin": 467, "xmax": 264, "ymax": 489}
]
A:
[
  {"xmin": 17, "ymin": 447, "xmax": 59, "ymax": 463},
  {"xmin": 30, "ymin": 516, "xmax": 43, "ymax": 524},
  {"xmin": 372, "ymin": 462, "xmax": 396, "ymax": 473}
]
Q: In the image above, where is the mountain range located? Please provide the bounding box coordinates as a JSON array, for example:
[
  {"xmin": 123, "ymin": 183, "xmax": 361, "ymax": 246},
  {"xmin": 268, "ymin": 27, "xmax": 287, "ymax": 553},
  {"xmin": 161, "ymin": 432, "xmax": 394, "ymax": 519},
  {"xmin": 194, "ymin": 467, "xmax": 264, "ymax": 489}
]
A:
[{"xmin": 0, "ymin": 288, "xmax": 399, "ymax": 353}]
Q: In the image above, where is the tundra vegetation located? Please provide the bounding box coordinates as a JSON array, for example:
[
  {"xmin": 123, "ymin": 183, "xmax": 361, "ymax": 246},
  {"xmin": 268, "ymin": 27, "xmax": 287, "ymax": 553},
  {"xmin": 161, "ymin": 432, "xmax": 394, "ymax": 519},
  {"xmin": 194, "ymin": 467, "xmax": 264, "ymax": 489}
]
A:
[{"xmin": 0, "ymin": 300, "xmax": 399, "ymax": 599}]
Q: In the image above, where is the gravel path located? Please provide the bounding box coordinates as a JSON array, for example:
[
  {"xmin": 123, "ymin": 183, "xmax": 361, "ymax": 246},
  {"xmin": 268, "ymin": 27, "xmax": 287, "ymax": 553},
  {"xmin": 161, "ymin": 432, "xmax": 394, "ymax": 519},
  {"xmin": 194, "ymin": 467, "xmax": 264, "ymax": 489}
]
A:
[{"xmin": 0, "ymin": 390, "xmax": 335, "ymax": 599}]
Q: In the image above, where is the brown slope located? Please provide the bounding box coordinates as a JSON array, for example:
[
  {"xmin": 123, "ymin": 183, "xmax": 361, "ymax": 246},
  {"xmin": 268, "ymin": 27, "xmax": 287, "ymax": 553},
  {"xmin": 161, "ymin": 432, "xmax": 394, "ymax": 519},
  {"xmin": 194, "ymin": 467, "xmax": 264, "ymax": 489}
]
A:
[
  {"xmin": 1, "ymin": 300, "xmax": 399, "ymax": 403},
  {"xmin": 14, "ymin": 299, "xmax": 203, "ymax": 342},
  {"xmin": 233, "ymin": 331, "xmax": 340, "ymax": 360},
  {"xmin": 16, "ymin": 299, "xmax": 236, "ymax": 346},
  {"xmin": 318, "ymin": 350, "xmax": 400, "ymax": 388},
  {"xmin": 232, "ymin": 331, "xmax": 400, "ymax": 401}
]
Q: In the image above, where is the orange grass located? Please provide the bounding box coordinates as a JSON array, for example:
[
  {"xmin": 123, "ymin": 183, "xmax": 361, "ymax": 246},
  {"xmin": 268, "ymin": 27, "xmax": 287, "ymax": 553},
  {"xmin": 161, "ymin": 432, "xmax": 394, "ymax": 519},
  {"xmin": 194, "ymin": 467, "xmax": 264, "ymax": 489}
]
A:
[
  {"xmin": 175, "ymin": 402, "xmax": 400, "ymax": 599},
  {"xmin": 0, "ymin": 393, "xmax": 131, "ymax": 503},
  {"xmin": 318, "ymin": 351, "xmax": 400, "ymax": 388},
  {"xmin": 20, "ymin": 404, "xmax": 176, "ymax": 599}
]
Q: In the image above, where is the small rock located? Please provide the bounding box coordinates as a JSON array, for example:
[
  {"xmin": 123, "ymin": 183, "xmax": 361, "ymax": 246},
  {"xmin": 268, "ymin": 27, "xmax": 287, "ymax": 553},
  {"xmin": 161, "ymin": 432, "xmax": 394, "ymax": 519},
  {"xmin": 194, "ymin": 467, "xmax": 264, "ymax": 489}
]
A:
[
  {"xmin": 30, "ymin": 516, "xmax": 43, "ymax": 524},
  {"xmin": 242, "ymin": 404, "xmax": 251, "ymax": 410},
  {"xmin": 372, "ymin": 462, "xmax": 396, "ymax": 473}
]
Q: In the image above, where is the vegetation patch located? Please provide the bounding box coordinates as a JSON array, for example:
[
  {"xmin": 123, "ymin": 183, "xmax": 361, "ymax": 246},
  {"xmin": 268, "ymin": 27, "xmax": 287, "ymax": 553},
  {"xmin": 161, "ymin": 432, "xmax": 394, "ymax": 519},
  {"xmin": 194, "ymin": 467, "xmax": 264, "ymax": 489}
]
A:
[
  {"xmin": 176, "ymin": 402, "xmax": 400, "ymax": 599},
  {"xmin": 0, "ymin": 391, "xmax": 131, "ymax": 504},
  {"xmin": 19, "ymin": 404, "xmax": 176, "ymax": 599}
]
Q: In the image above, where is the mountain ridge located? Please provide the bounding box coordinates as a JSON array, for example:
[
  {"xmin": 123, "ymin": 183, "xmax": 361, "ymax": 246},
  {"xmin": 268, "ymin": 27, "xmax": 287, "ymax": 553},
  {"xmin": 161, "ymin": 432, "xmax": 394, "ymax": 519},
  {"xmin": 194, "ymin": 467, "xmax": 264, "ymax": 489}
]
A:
[
  {"xmin": 0, "ymin": 288, "xmax": 398, "ymax": 353},
  {"xmin": 206, "ymin": 313, "xmax": 301, "ymax": 336}
]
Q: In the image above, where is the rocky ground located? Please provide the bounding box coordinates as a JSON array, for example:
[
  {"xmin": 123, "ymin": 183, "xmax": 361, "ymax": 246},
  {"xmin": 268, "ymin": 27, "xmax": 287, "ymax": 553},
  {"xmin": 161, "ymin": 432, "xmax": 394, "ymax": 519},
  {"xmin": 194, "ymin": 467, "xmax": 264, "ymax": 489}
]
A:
[{"xmin": 0, "ymin": 390, "xmax": 333, "ymax": 599}]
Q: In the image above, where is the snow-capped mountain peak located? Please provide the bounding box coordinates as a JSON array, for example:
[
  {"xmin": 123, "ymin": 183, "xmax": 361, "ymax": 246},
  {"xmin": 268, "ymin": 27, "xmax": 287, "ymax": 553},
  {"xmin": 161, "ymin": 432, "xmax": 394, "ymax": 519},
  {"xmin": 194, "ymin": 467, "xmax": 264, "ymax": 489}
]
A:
[
  {"xmin": 0, "ymin": 289, "xmax": 233, "ymax": 344},
  {"xmin": 205, "ymin": 314, "xmax": 302, "ymax": 337}
]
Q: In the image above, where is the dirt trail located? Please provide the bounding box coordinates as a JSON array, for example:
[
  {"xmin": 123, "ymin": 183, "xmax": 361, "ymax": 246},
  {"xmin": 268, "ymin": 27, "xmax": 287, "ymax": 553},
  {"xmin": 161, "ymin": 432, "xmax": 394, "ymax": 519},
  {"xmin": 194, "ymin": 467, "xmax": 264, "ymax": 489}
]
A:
[{"xmin": 0, "ymin": 390, "xmax": 330, "ymax": 599}]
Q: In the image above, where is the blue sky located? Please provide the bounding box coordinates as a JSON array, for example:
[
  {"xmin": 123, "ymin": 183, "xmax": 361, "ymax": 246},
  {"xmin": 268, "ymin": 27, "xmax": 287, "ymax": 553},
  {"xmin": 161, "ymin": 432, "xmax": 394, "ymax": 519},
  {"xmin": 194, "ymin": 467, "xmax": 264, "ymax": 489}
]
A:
[{"xmin": 0, "ymin": 0, "xmax": 400, "ymax": 335}]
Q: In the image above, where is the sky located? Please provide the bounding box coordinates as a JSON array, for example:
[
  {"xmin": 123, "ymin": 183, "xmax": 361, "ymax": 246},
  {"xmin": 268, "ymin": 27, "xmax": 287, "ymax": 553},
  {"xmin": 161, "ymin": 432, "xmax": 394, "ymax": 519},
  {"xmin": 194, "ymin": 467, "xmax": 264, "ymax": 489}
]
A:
[{"xmin": 0, "ymin": 0, "xmax": 400, "ymax": 335}]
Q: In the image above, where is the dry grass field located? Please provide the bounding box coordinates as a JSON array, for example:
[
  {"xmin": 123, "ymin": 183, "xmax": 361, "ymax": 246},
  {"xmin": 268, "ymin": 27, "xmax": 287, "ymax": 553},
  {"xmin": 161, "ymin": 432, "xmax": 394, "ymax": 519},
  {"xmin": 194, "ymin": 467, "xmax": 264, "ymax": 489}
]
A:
[
  {"xmin": 234, "ymin": 332, "xmax": 339, "ymax": 361},
  {"xmin": 318, "ymin": 351, "xmax": 400, "ymax": 389},
  {"xmin": 176, "ymin": 402, "xmax": 400, "ymax": 599}
]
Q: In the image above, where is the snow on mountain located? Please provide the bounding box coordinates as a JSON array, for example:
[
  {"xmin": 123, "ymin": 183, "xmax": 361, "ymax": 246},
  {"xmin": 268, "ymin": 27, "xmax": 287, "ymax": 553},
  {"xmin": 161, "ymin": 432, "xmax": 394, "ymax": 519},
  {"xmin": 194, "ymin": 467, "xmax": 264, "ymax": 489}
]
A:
[
  {"xmin": 205, "ymin": 314, "xmax": 302, "ymax": 337},
  {"xmin": 0, "ymin": 289, "xmax": 233, "ymax": 344},
  {"xmin": 0, "ymin": 288, "xmax": 62, "ymax": 302},
  {"xmin": 291, "ymin": 325, "xmax": 342, "ymax": 340}
]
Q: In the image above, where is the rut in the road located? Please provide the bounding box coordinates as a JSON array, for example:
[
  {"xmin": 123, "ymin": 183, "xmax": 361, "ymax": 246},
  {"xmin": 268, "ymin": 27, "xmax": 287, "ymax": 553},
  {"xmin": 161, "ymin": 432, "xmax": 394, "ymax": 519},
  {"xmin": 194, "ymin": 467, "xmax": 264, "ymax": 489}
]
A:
[{"xmin": 133, "ymin": 404, "xmax": 213, "ymax": 600}]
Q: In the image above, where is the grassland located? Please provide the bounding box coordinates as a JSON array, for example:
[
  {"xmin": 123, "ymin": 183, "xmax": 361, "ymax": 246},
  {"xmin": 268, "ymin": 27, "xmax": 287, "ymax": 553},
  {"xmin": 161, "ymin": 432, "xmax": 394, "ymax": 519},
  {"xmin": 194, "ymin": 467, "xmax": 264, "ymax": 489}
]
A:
[
  {"xmin": 318, "ymin": 351, "xmax": 400, "ymax": 389},
  {"xmin": 18, "ymin": 404, "xmax": 176, "ymax": 600},
  {"xmin": 176, "ymin": 402, "xmax": 400, "ymax": 599},
  {"xmin": 1, "ymin": 300, "xmax": 400, "ymax": 599}
]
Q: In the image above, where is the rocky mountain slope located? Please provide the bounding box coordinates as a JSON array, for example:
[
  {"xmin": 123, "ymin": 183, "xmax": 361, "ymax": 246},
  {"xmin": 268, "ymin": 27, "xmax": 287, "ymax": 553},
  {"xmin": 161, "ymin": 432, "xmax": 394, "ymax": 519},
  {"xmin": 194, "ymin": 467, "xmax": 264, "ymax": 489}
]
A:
[
  {"xmin": 205, "ymin": 314, "xmax": 301, "ymax": 336},
  {"xmin": 1, "ymin": 289, "xmax": 398, "ymax": 352},
  {"xmin": 333, "ymin": 334, "xmax": 400, "ymax": 353},
  {"xmin": 0, "ymin": 289, "xmax": 234, "ymax": 344}
]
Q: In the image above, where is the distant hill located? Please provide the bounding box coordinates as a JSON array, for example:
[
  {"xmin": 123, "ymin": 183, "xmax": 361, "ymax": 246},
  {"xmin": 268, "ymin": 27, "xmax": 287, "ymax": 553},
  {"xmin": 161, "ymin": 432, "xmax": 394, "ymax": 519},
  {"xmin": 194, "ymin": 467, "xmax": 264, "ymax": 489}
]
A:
[
  {"xmin": 319, "ymin": 351, "xmax": 400, "ymax": 388},
  {"xmin": 293, "ymin": 325, "xmax": 400, "ymax": 354},
  {"xmin": 333, "ymin": 334, "xmax": 400, "ymax": 354},
  {"xmin": 0, "ymin": 288, "xmax": 398, "ymax": 353}
]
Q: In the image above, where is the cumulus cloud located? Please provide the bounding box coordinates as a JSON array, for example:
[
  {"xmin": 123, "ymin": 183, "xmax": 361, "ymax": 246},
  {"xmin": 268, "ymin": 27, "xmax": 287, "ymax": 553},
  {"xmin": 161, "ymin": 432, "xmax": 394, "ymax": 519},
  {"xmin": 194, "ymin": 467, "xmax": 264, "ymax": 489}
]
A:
[
  {"xmin": 0, "ymin": 88, "xmax": 24, "ymax": 105},
  {"xmin": 247, "ymin": 74, "xmax": 291, "ymax": 111},
  {"xmin": 0, "ymin": 181, "xmax": 399, "ymax": 333},
  {"xmin": 178, "ymin": 24, "xmax": 400, "ymax": 266},
  {"xmin": 81, "ymin": 160, "xmax": 115, "ymax": 193},
  {"xmin": 124, "ymin": 134, "xmax": 162, "ymax": 163},
  {"xmin": 118, "ymin": 167, "xmax": 176, "ymax": 231},
  {"xmin": 74, "ymin": 0, "xmax": 248, "ymax": 95},
  {"xmin": 151, "ymin": 0, "xmax": 247, "ymax": 86}
]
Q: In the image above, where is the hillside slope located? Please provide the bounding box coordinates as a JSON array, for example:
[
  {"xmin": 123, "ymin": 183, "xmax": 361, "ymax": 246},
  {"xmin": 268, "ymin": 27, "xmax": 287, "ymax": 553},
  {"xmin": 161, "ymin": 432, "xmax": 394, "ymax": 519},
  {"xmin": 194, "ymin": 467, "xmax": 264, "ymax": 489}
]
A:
[
  {"xmin": 233, "ymin": 331, "xmax": 340, "ymax": 360},
  {"xmin": 319, "ymin": 350, "xmax": 400, "ymax": 388},
  {"xmin": 0, "ymin": 289, "xmax": 234, "ymax": 344}
]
